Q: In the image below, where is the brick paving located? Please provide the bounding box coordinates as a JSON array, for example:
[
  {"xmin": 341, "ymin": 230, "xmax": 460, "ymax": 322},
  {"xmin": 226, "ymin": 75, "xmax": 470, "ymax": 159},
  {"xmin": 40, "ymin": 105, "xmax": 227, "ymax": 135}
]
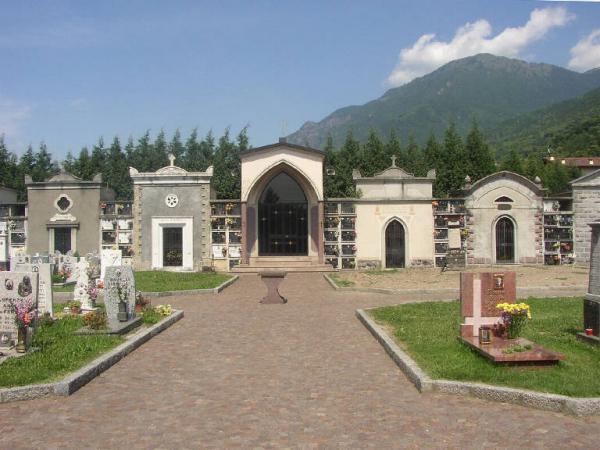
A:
[{"xmin": 1, "ymin": 273, "xmax": 600, "ymax": 449}]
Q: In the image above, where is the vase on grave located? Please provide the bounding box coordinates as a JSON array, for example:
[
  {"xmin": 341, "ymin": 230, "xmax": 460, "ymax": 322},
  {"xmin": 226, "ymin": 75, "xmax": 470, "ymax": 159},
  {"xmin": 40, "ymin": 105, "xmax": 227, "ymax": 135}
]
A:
[
  {"xmin": 16, "ymin": 326, "xmax": 27, "ymax": 353},
  {"xmin": 117, "ymin": 300, "xmax": 128, "ymax": 322}
]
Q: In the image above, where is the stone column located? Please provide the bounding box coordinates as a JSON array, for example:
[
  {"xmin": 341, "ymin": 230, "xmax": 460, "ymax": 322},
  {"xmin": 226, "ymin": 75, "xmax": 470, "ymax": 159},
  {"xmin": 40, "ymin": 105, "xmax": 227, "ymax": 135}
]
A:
[
  {"xmin": 241, "ymin": 202, "xmax": 248, "ymax": 264},
  {"xmin": 318, "ymin": 201, "xmax": 324, "ymax": 264}
]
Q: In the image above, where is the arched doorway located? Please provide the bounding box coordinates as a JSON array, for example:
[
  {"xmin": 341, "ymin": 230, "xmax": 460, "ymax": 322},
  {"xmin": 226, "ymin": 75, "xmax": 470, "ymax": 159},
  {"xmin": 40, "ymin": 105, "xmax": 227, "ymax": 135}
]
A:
[
  {"xmin": 495, "ymin": 217, "xmax": 515, "ymax": 263},
  {"xmin": 258, "ymin": 172, "xmax": 308, "ymax": 255},
  {"xmin": 385, "ymin": 220, "xmax": 405, "ymax": 268}
]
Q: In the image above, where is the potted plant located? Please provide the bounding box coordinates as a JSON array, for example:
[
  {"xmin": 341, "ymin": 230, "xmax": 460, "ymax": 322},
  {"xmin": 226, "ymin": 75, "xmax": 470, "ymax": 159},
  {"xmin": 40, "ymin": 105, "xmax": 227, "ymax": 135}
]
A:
[{"xmin": 135, "ymin": 291, "xmax": 150, "ymax": 313}]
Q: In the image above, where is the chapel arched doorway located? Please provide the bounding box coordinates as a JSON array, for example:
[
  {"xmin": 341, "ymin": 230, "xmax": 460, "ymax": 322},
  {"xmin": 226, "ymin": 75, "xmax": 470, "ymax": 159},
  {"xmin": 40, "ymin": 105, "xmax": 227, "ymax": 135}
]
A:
[
  {"xmin": 385, "ymin": 220, "xmax": 405, "ymax": 268},
  {"xmin": 495, "ymin": 217, "xmax": 515, "ymax": 263},
  {"xmin": 258, "ymin": 172, "xmax": 308, "ymax": 255}
]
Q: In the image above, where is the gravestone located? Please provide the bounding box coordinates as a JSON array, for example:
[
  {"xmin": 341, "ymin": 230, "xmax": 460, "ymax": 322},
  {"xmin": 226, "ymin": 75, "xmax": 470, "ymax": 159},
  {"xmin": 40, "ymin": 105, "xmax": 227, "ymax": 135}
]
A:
[
  {"xmin": 13, "ymin": 262, "xmax": 53, "ymax": 317},
  {"xmin": 578, "ymin": 221, "xmax": 600, "ymax": 344},
  {"xmin": 460, "ymin": 272, "xmax": 516, "ymax": 338},
  {"xmin": 86, "ymin": 253, "xmax": 101, "ymax": 279},
  {"xmin": 0, "ymin": 272, "xmax": 39, "ymax": 347},
  {"xmin": 73, "ymin": 259, "xmax": 95, "ymax": 311},
  {"xmin": 103, "ymin": 266, "xmax": 140, "ymax": 333},
  {"xmin": 101, "ymin": 249, "xmax": 122, "ymax": 280},
  {"xmin": 30, "ymin": 254, "xmax": 50, "ymax": 264},
  {"xmin": 12, "ymin": 253, "xmax": 30, "ymax": 265},
  {"xmin": 59, "ymin": 255, "xmax": 78, "ymax": 283}
]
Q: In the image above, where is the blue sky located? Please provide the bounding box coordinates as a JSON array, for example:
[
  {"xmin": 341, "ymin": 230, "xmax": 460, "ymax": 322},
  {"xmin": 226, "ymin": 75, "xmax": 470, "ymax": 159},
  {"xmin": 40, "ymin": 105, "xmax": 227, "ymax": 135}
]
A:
[{"xmin": 1, "ymin": 0, "xmax": 600, "ymax": 158}]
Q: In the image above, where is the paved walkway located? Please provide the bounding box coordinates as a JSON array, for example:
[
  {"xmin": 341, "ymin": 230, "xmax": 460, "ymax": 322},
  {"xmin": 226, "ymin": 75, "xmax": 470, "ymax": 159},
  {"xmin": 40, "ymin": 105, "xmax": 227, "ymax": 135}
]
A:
[{"xmin": 2, "ymin": 274, "xmax": 599, "ymax": 449}]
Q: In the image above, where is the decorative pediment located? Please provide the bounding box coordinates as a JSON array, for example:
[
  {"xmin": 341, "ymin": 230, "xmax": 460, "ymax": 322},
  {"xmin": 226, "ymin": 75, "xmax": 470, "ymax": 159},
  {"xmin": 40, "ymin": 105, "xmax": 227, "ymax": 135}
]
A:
[
  {"xmin": 373, "ymin": 166, "xmax": 415, "ymax": 179},
  {"xmin": 155, "ymin": 165, "xmax": 188, "ymax": 175},
  {"xmin": 48, "ymin": 172, "xmax": 83, "ymax": 183}
]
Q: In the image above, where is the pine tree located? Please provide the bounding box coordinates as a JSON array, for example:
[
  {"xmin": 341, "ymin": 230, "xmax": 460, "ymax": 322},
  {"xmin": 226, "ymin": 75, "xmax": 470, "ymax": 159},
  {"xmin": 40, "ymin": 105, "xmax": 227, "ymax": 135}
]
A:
[
  {"xmin": 184, "ymin": 128, "xmax": 202, "ymax": 171},
  {"xmin": 212, "ymin": 128, "xmax": 241, "ymax": 199},
  {"xmin": 200, "ymin": 130, "xmax": 215, "ymax": 170},
  {"xmin": 152, "ymin": 130, "xmax": 169, "ymax": 170},
  {"xmin": 168, "ymin": 129, "xmax": 185, "ymax": 165},
  {"xmin": 104, "ymin": 136, "xmax": 131, "ymax": 199},
  {"xmin": 0, "ymin": 135, "xmax": 16, "ymax": 188},
  {"xmin": 32, "ymin": 142, "xmax": 58, "ymax": 182},
  {"xmin": 323, "ymin": 135, "xmax": 343, "ymax": 198},
  {"xmin": 131, "ymin": 131, "xmax": 153, "ymax": 172},
  {"xmin": 405, "ymin": 134, "xmax": 423, "ymax": 175},
  {"xmin": 465, "ymin": 120, "xmax": 496, "ymax": 182},
  {"xmin": 500, "ymin": 149, "xmax": 524, "ymax": 174},
  {"xmin": 385, "ymin": 129, "xmax": 403, "ymax": 168},
  {"xmin": 73, "ymin": 147, "xmax": 93, "ymax": 179},
  {"xmin": 335, "ymin": 132, "xmax": 360, "ymax": 197},
  {"xmin": 361, "ymin": 129, "xmax": 386, "ymax": 177},
  {"xmin": 90, "ymin": 137, "xmax": 106, "ymax": 177},
  {"xmin": 423, "ymin": 133, "xmax": 442, "ymax": 193},
  {"xmin": 438, "ymin": 122, "xmax": 467, "ymax": 196}
]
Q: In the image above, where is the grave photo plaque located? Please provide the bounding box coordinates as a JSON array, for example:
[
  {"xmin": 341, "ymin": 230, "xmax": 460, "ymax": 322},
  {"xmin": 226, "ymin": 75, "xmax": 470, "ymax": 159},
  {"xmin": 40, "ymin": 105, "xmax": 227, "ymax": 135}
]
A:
[{"xmin": 0, "ymin": 272, "xmax": 39, "ymax": 346}]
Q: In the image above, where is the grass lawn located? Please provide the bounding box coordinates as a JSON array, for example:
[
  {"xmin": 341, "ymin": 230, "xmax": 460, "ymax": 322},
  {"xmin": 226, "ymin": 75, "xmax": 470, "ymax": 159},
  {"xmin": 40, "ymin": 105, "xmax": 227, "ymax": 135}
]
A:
[
  {"xmin": 134, "ymin": 271, "xmax": 232, "ymax": 292},
  {"xmin": 370, "ymin": 297, "xmax": 600, "ymax": 397},
  {"xmin": 53, "ymin": 284, "xmax": 75, "ymax": 293},
  {"xmin": 0, "ymin": 307, "xmax": 123, "ymax": 388},
  {"xmin": 329, "ymin": 274, "xmax": 355, "ymax": 287}
]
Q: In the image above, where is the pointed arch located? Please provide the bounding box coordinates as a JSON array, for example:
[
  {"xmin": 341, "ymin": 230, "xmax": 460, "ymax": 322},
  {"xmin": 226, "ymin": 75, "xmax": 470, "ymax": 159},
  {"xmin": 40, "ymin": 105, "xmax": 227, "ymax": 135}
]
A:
[{"xmin": 382, "ymin": 217, "xmax": 407, "ymax": 268}]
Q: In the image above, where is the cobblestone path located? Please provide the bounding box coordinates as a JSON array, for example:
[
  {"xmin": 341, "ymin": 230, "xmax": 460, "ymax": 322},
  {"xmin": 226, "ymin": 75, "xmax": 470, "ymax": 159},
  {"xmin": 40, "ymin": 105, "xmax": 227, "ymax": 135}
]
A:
[{"xmin": 1, "ymin": 273, "xmax": 599, "ymax": 449}]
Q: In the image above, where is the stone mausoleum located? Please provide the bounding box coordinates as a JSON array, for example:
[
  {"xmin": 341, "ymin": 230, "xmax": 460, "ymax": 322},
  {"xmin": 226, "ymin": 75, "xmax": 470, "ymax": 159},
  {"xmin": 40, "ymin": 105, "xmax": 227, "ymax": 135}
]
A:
[{"xmin": 1, "ymin": 138, "xmax": 599, "ymax": 272}]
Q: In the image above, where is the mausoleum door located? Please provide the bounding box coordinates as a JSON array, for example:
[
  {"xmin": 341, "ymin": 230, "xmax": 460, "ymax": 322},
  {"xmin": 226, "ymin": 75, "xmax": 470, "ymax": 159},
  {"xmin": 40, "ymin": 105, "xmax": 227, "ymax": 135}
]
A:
[
  {"xmin": 495, "ymin": 218, "xmax": 515, "ymax": 263},
  {"xmin": 385, "ymin": 221, "xmax": 405, "ymax": 268},
  {"xmin": 163, "ymin": 227, "xmax": 183, "ymax": 267},
  {"xmin": 258, "ymin": 172, "xmax": 308, "ymax": 256}
]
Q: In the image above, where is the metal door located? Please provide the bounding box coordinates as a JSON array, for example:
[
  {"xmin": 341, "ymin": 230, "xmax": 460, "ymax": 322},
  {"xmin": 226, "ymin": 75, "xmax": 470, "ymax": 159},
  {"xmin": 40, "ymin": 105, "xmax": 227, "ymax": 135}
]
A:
[
  {"xmin": 385, "ymin": 220, "xmax": 405, "ymax": 268},
  {"xmin": 495, "ymin": 217, "xmax": 515, "ymax": 263}
]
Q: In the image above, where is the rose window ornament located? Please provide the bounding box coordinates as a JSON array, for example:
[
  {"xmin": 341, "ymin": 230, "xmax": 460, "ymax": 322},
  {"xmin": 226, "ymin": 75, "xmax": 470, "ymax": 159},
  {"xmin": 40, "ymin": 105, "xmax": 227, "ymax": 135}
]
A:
[{"xmin": 165, "ymin": 194, "xmax": 179, "ymax": 208}]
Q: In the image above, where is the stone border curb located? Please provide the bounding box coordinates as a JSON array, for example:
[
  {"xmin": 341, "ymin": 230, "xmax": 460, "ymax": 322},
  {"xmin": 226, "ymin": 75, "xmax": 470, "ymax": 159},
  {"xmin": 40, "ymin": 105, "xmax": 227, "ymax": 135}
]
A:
[
  {"xmin": 356, "ymin": 308, "xmax": 600, "ymax": 416},
  {"xmin": 0, "ymin": 309, "xmax": 184, "ymax": 403},
  {"xmin": 140, "ymin": 275, "xmax": 238, "ymax": 298},
  {"xmin": 327, "ymin": 274, "xmax": 585, "ymax": 299}
]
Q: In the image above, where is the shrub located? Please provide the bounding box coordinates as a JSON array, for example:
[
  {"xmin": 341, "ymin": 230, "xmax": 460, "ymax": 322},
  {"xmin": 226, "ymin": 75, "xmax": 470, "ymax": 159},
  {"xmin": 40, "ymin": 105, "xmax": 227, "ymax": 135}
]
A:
[{"xmin": 83, "ymin": 311, "xmax": 108, "ymax": 330}]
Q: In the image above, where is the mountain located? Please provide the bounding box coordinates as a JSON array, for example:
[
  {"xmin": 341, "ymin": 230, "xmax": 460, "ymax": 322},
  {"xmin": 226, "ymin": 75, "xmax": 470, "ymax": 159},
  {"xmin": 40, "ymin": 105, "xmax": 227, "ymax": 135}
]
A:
[
  {"xmin": 287, "ymin": 54, "xmax": 600, "ymax": 149},
  {"xmin": 488, "ymin": 85, "xmax": 600, "ymax": 156}
]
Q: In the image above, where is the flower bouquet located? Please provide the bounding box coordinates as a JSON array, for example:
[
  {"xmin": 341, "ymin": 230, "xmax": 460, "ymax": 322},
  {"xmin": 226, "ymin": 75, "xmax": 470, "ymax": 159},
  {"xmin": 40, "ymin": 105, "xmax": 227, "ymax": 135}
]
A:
[
  {"xmin": 13, "ymin": 297, "xmax": 37, "ymax": 352},
  {"xmin": 496, "ymin": 302, "xmax": 531, "ymax": 339}
]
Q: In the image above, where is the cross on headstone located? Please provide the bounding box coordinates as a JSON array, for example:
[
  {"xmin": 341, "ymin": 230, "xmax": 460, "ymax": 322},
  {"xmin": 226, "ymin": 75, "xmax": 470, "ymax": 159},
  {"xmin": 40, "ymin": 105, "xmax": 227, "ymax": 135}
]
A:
[
  {"xmin": 168, "ymin": 153, "xmax": 176, "ymax": 166},
  {"xmin": 391, "ymin": 155, "xmax": 397, "ymax": 167}
]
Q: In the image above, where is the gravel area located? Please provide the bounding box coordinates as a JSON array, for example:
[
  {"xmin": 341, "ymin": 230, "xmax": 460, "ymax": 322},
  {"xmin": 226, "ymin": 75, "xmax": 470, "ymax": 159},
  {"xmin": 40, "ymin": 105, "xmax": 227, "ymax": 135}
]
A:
[{"xmin": 334, "ymin": 265, "xmax": 589, "ymax": 290}]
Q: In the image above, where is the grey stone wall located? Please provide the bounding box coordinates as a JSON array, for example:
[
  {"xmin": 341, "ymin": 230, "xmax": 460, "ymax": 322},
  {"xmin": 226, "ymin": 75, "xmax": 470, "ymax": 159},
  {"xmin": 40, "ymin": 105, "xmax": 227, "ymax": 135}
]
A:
[
  {"xmin": 137, "ymin": 184, "xmax": 211, "ymax": 270},
  {"xmin": 589, "ymin": 224, "xmax": 600, "ymax": 295},
  {"xmin": 26, "ymin": 187, "xmax": 102, "ymax": 255},
  {"xmin": 573, "ymin": 187, "xmax": 600, "ymax": 265}
]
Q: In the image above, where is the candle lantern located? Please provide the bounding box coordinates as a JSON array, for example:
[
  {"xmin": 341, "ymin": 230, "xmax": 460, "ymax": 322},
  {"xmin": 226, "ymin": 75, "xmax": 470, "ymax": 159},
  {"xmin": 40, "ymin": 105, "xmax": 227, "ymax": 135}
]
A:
[{"xmin": 479, "ymin": 326, "xmax": 492, "ymax": 345}]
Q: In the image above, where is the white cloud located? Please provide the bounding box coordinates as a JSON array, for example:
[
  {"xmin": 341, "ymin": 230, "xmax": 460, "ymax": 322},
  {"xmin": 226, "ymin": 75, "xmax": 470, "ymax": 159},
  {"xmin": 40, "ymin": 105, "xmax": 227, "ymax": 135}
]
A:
[
  {"xmin": 568, "ymin": 29, "xmax": 600, "ymax": 71},
  {"xmin": 0, "ymin": 97, "xmax": 32, "ymax": 148},
  {"xmin": 387, "ymin": 7, "xmax": 574, "ymax": 86}
]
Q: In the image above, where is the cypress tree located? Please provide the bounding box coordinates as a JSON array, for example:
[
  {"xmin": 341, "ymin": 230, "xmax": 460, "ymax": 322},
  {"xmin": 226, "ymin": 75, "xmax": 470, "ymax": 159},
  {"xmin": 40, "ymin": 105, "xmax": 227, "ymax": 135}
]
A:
[
  {"xmin": 385, "ymin": 129, "xmax": 403, "ymax": 168},
  {"xmin": 212, "ymin": 128, "xmax": 241, "ymax": 199}
]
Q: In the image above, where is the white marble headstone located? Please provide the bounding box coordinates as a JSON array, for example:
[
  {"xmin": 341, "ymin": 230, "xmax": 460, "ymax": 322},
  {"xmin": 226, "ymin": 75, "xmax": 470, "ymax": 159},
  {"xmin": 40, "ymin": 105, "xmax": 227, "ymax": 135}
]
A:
[
  {"xmin": 0, "ymin": 272, "xmax": 39, "ymax": 346},
  {"xmin": 73, "ymin": 259, "xmax": 94, "ymax": 311},
  {"xmin": 101, "ymin": 249, "xmax": 122, "ymax": 280},
  {"xmin": 13, "ymin": 263, "xmax": 53, "ymax": 317}
]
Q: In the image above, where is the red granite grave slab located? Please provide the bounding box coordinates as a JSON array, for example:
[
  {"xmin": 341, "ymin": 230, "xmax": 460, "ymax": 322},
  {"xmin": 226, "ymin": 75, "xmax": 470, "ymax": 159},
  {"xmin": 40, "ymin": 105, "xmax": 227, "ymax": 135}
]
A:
[
  {"xmin": 480, "ymin": 272, "xmax": 516, "ymax": 316},
  {"xmin": 460, "ymin": 272, "xmax": 474, "ymax": 316},
  {"xmin": 460, "ymin": 336, "xmax": 565, "ymax": 365}
]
